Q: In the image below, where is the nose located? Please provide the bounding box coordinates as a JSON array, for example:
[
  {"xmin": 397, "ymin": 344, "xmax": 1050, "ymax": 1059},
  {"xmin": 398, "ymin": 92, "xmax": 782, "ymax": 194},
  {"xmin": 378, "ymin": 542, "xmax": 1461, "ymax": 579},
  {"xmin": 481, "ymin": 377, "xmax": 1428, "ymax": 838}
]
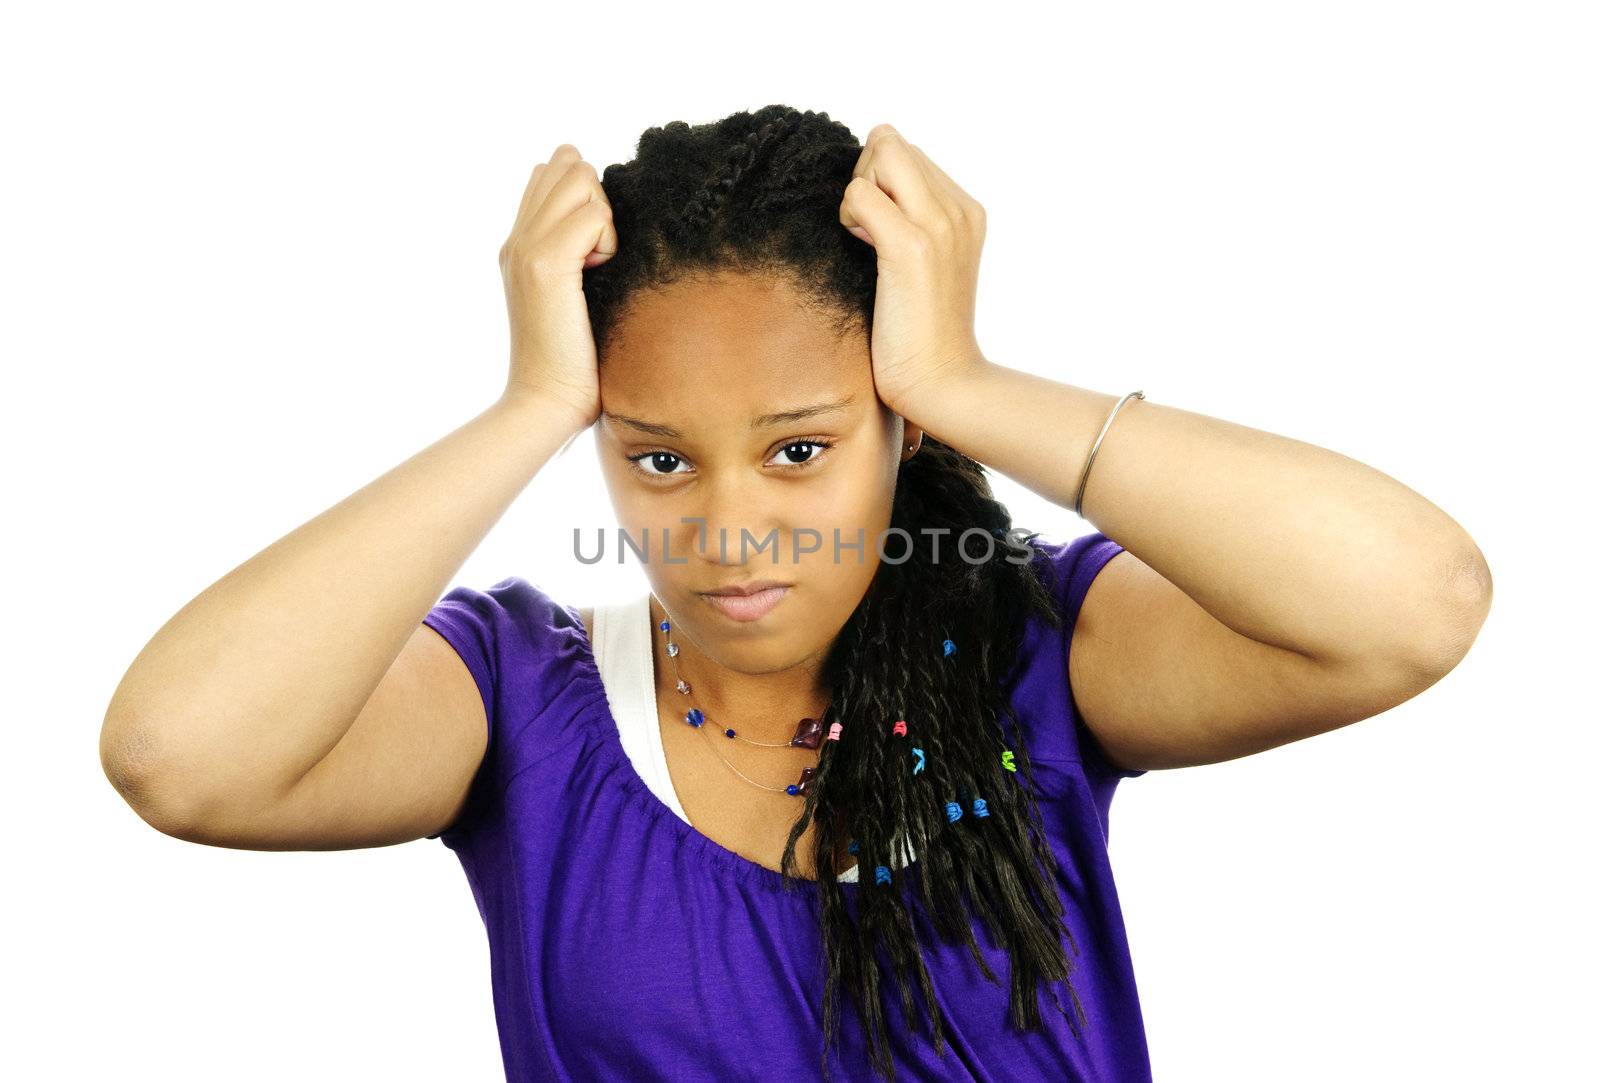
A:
[
  {"xmin": 682, "ymin": 477, "xmax": 783, "ymax": 568},
  {"xmin": 688, "ymin": 519, "xmax": 785, "ymax": 568}
]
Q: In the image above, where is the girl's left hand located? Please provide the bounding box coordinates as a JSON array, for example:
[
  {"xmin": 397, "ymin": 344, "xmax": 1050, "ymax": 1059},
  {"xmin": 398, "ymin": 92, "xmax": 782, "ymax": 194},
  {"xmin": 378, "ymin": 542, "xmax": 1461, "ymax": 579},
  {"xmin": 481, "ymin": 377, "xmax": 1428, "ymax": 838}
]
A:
[{"xmin": 840, "ymin": 124, "xmax": 989, "ymax": 417}]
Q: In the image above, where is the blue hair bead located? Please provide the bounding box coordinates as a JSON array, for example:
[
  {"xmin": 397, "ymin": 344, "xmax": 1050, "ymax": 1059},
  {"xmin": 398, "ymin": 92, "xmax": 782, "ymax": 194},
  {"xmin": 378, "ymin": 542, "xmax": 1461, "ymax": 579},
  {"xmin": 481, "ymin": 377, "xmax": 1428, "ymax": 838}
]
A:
[
  {"xmin": 943, "ymin": 639, "xmax": 956, "ymax": 657},
  {"xmin": 973, "ymin": 797, "xmax": 989, "ymax": 818},
  {"xmin": 847, "ymin": 839, "xmax": 859, "ymax": 854},
  {"xmin": 875, "ymin": 866, "xmax": 891, "ymax": 886},
  {"xmin": 911, "ymin": 747, "xmax": 926, "ymax": 774},
  {"xmin": 945, "ymin": 800, "xmax": 963, "ymax": 822}
]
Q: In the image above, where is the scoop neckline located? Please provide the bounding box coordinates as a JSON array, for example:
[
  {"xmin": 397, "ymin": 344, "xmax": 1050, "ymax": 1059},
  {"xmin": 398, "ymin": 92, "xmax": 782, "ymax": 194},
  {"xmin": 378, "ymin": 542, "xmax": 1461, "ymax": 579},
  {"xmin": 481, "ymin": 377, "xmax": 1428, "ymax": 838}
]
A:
[{"xmin": 561, "ymin": 598, "xmax": 920, "ymax": 897}]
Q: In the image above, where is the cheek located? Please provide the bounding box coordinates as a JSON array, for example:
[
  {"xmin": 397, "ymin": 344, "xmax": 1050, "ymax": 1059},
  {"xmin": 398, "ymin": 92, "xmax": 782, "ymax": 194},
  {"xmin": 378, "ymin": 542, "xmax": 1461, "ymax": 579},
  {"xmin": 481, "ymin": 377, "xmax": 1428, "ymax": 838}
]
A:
[
  {"xmin": 800, "ymin": 456, "xmax": 896, "ymax": 523},
  {"xmin": 837, "ymin": 470, "xmax": 898, "ymax": 539},
  {"xmin": 796, "ymin": 539, "xmax": 880, "ymax": 638},
  {"xmin": 793, "ymin": 480, "xmax": 892, "ymax": 595}
]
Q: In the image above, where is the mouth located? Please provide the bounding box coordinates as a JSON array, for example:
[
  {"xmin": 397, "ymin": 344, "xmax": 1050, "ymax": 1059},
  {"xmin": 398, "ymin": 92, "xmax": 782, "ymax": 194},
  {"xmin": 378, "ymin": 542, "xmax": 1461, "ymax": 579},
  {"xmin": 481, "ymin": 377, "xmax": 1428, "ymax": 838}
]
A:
[{"xmin": 699, "ymin": 584, "xmax": 791, "ymax": 622}]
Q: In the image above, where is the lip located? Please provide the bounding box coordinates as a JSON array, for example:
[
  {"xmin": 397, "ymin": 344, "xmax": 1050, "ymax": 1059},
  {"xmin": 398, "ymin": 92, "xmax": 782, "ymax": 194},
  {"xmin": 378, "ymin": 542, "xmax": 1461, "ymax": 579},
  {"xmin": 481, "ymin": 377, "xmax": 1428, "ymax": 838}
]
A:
[
  {"xmin": 701, "ymin": 579, "xmax": 792, "ymax": 597},
  {"xmin": 700, "ymin": 585, "xmax": 790, "ymax": 622}
]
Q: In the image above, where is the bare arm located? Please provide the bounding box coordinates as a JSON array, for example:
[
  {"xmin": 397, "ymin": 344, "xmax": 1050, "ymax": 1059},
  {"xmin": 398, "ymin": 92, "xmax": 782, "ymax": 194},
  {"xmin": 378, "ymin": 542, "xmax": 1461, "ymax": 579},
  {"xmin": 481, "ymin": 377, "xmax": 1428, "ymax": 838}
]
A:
[
  {"xmin": 99, "ymin": 390, "xmax": 587, "ymax": 844},
  {"xmin": 100, "ymin": 143, "xmax": 618, "ymax": 847},
  {"xmin": 836, "ymin": 128, "xmax": 1489, "ymax": 772},
  {"xmin": 903, "ymin": 364, "xmax": 1492, "ymax": 771},
  {"xmin": 904, "ymin": 363, "xmax": 1490, "ymax": 673}
]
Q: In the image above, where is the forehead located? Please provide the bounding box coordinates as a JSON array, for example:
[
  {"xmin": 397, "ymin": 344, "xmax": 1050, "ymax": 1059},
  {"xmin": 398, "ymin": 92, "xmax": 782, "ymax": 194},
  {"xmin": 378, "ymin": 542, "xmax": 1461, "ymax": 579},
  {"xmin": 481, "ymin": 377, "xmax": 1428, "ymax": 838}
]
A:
[{"xmin": 601, "ymin": 272, "xmax": 867, "ymax": 416}]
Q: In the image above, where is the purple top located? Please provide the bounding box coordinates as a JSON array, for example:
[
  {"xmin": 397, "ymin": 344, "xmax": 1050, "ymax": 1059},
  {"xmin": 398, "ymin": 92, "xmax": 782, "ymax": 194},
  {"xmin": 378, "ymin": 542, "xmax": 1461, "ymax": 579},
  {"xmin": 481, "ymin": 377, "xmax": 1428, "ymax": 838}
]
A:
[{"xmin": 423, "ymin": 531, "xmax": 1150, "ymax": 1081}]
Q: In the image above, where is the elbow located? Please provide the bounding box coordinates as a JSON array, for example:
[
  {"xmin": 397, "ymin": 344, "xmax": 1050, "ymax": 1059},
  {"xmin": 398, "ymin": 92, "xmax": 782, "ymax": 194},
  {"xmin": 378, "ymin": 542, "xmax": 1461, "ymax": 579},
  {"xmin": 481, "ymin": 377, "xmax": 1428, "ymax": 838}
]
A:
[
  {"xmin": 99, "ymin": 712, "xmax": 161, "ymax": 809},
  {"xmin": 1401, "ymin": 549, "xmax": 1494, "ymax": 681},
  {"xmin": 1448, "ymin": 541, "xmax": 1493, "ymax": 621},
  {"xmin": 1404, "ymin": 615, "xmax": 1486, "ymax": 686},
  {"xmin": 99, "ymin": 714, "xmax": 209, "ymax": 839}
]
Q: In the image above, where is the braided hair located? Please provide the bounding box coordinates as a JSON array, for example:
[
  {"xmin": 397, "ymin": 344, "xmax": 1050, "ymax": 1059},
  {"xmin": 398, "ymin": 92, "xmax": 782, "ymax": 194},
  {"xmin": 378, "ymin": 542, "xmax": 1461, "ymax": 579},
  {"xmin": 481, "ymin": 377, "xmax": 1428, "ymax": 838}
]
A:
[{"xmin": 583, "ymin": 105, "xmax": 1085, "ymax": 1083}]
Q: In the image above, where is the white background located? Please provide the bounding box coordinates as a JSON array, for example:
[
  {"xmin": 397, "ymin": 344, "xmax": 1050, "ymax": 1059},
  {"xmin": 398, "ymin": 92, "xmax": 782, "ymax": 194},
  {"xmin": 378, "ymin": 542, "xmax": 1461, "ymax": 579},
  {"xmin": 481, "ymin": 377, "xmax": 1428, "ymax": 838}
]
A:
[{"xmin": 4, "ymin": 2, "xmax": 1594, "ymax": 1079}]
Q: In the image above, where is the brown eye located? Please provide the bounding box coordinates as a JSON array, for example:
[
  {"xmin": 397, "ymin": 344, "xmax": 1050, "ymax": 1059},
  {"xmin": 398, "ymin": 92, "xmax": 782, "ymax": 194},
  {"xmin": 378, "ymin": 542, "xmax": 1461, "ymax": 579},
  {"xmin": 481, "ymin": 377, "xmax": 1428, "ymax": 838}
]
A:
[
  {"xmin": 626, "ymin": 451, "xmax": 689, "ymax": 478},
  {"xmin": 766, "ymin": 440, "xmax": 835, "ymax": 469}
]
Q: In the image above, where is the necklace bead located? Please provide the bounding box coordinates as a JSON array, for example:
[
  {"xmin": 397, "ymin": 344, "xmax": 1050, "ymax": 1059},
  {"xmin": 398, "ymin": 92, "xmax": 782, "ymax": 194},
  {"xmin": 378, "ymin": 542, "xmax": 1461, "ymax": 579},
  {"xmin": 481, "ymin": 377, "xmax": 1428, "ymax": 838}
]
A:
[
  {"xmin": 791, "ymin": 716, "xmax": 824, "ymax": 750},
  {"xmin": 656, "ymin": 595, "xmax": 826, "ymax": 797}
]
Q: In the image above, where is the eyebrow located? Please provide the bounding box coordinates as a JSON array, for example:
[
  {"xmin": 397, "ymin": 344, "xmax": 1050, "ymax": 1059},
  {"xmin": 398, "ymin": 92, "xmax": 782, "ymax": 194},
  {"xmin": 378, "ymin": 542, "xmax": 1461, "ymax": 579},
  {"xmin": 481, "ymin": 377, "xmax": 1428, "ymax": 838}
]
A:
[{"xmin": 604, "ymin": 395, "xmax": 857, "ymax": 439}]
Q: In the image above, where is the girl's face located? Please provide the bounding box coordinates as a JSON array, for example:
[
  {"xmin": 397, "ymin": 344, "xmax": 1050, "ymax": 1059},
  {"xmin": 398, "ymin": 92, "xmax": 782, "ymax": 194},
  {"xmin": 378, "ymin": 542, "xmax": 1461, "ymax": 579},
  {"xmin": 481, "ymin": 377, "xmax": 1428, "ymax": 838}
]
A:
[{"xmin": 594, "ymin": 270, "xmax": 912, "ymax": 678}]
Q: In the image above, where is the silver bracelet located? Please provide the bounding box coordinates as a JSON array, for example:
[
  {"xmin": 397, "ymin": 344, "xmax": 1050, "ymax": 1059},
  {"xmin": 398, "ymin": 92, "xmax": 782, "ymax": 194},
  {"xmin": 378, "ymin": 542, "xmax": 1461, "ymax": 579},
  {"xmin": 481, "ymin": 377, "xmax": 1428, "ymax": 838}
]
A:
[{"xmin": 1073, "ymin": 390, "xmax": 1145, "ymax": 519}]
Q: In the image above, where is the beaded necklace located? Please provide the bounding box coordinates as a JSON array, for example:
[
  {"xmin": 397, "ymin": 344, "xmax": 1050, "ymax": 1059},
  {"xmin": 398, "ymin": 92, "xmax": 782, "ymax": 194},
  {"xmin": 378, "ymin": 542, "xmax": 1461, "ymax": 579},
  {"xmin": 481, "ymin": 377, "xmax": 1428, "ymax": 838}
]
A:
[{"xmin": 653, "ymin": 596, "xmax": 828, "ymax": 798}]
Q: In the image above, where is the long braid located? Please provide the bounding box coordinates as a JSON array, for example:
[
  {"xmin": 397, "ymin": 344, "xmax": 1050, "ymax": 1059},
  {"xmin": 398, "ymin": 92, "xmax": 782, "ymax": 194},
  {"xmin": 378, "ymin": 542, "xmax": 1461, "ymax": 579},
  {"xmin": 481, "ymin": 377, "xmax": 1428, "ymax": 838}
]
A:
[{"xmin": 584, "ymin": 104, "xmax": 1087, "ymax": 1082}]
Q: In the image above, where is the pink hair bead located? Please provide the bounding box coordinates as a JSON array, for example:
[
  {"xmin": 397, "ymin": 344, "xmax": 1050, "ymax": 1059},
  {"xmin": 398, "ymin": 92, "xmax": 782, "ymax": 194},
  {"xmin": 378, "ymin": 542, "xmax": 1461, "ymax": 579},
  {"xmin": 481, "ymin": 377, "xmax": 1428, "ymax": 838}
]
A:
[{"xmin": 827, "ymin": 722, "xmax": 842, "ymax": 741}]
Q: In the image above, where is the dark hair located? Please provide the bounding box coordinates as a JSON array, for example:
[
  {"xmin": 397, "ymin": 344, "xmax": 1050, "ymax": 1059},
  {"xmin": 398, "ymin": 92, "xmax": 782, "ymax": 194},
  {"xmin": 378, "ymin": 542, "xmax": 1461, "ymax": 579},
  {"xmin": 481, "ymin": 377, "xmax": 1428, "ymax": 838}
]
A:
[{"xmin": 583, "ymin": 104, "xmax": 1085, "ymax": 1083}]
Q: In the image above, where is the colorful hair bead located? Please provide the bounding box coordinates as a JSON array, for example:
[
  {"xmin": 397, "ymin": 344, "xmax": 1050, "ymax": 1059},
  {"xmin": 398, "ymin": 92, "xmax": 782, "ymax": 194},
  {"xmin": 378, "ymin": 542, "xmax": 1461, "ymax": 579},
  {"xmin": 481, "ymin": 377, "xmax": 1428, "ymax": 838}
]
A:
[
  {"xmin": 973, "ymin": 797, "xmax": 990, "ymax": 817},
  {"xmin": 827, "ymin": 722, "xmax": 843, "ymax": 741},
  {"xmin": 945, "ymin": 800, "xmax": 963, "ymax": 822},
  {"xmin": 1000, "ymin": 749, "xmax": 1016, "ymax": 772},
  {"xmin": 943, "ymin": 639, "xmax": 956, "ymax": 657},
  {"xmin": 911, "ymin": 747, "xmax": 926, "ymax": 774},
  {"xmin": 875, "ymin": 866, "xmax": 891, "ymax": 886},
  {"xmin": 892, "ymin": 719, "xmax": 907, "ymax": 737},
  {"xmin": 847, "ymin": 839, "xmax": 859, "ymax": 854}
]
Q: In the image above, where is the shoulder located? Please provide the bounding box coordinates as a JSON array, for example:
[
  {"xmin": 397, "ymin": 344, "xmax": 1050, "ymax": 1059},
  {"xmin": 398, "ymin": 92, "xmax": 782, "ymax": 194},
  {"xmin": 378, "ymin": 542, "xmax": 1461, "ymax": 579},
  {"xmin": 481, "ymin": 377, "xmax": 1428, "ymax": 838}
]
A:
[
  {"xmin": 1025, "ymin": 532, "xmax": 1130, "ymax": 606},
  {"xmin": 423, "ymin": 577, "xmax": 593, "ymax": 706},
  {"xmin": 421, "ymin": 579, "xmax": 599, "ymax": 845},
  {"xmin": 994, "ymin": 532, "xmax": 1141, "ymax": 778},
  {"xmin": 427, "ymin": 576, "xmax": 582, "ymax": 645}
]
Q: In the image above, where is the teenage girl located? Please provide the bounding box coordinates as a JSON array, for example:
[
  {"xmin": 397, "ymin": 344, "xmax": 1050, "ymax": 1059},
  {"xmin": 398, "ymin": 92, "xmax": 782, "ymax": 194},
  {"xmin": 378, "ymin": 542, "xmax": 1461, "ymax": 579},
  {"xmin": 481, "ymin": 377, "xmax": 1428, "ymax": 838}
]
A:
[{"xmin": 100, "ymin": 106, "xmax": 1491, "ymax": 1082}]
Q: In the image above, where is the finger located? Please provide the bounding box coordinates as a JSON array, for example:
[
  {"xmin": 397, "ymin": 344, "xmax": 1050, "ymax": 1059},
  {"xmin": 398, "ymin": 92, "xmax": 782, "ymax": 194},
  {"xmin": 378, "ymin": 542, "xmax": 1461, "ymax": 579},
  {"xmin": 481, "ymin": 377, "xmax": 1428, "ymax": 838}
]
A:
[
  {"xmin": 908, "ymin": 143, "xmax": 979, "ymax": 218},
  {"xmin": 545, "ymin": 198, "xmax": 615, "ymax": 272},
  {"xmin": 840, "ymin": 173, "xmax": 916, "ymax": 257},
  {"xmin": 528, "ymin": 157, "xmax": 603, "ymax": 239},
  {"xmin": 584, "ymin": 202, "xmax": 620, "ymax": 268},
  {"xmin": 851, "ymin": 124, "xmax": 942, "ymax": 226},
  {"xmin": 512, "ymin": 144, "xmax": 583, "ymax": 234}
]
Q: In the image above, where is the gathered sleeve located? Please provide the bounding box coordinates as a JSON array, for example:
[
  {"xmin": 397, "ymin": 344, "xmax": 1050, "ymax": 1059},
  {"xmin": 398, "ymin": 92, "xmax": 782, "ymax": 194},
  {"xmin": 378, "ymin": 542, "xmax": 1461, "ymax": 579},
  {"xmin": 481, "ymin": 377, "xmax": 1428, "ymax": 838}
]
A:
[
  {"xmin": 420, "ymin": 576, "xmax": 590, "ymax": 848},
  {"xmin": 1034, "ymin": 531, "xmax": 1147, "ymax": 781}
]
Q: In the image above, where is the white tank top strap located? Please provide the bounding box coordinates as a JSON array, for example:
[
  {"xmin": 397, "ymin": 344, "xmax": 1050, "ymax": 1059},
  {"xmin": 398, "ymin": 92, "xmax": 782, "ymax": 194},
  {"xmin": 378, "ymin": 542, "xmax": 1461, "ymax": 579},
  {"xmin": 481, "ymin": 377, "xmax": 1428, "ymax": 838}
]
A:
[{"xmin": 592, "ymin": 592, "xmax": 693, "ymax": 826}]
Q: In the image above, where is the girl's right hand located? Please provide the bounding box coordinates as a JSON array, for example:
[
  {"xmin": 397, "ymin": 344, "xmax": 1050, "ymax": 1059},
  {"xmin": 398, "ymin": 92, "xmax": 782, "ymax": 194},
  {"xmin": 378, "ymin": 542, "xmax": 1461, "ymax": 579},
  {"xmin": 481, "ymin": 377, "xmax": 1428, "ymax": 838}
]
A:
[{"xmin": 497, "ymin": 144, "xmax": 616, "ymax": 431}]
